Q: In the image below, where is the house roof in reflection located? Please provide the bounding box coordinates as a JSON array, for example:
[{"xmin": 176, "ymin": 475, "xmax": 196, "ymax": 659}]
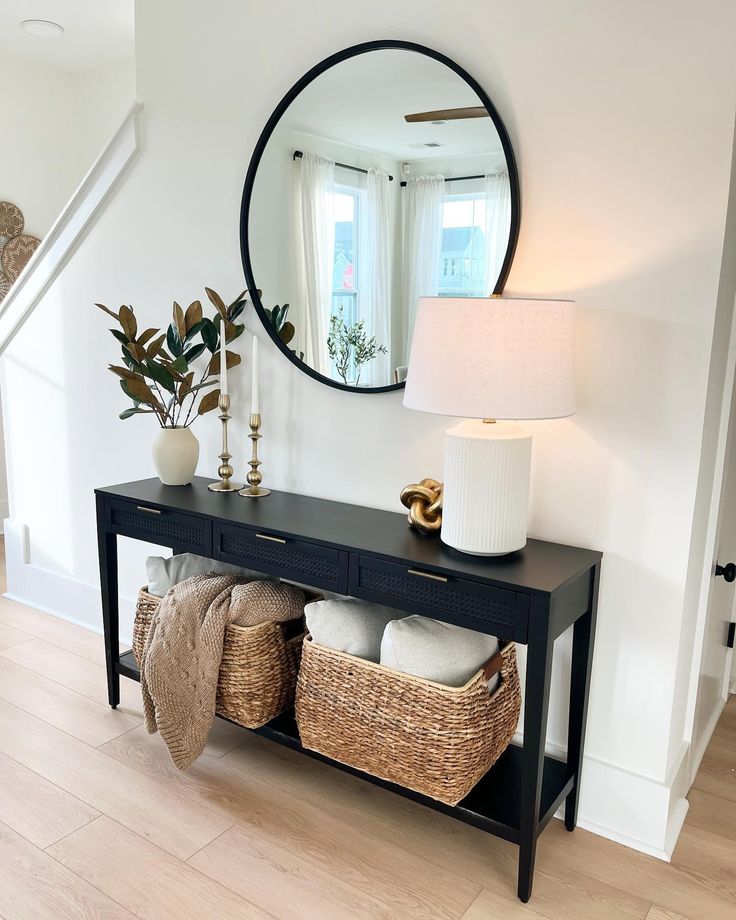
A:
[{"xmin": 441, "ymin": 226, "xmax": 484, "ymax": 253}]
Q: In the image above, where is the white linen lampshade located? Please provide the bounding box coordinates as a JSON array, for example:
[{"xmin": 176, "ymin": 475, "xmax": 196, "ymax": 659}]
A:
[{"xmin": 404, "ymin": 297, "xmax": 575, "ymax": 555}]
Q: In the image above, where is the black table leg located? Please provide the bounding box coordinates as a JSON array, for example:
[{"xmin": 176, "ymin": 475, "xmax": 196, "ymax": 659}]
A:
[
  {"xmin": 517, "ymin": 597, "xmax": 554, "ymax": 903},
  {"xmin": 96, "ymin": 495, "xmax": 120, "ymax": 709},
  {"xmin": 565, "ymin": 561, "xmax": 600, "ymax": 831}
]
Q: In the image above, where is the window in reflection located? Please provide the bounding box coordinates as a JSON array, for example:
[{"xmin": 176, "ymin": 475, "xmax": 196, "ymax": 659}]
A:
[
  {"xmin": 331, "ymin": 186, "xmax": 361, "ymax": 382},
  {"xmin": 439, "ymin": 193, "xmax": 487, "ymax": 297}
]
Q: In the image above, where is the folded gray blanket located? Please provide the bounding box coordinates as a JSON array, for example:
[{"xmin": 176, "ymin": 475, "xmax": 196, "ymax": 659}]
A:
[{"xmin": 145, "ymin": 553, "xmax": 271, "ymax": 597}]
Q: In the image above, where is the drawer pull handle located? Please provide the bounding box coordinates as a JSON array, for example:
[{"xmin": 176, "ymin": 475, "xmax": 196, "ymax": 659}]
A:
[
  {"xmin": 256, "ymin": 533, "xmax": 287, "ymax": 544},
  {"xmin": 136, "ymin": 506, "xmax": 162, "ymax": 515},
  {"xmin": 408, "ymin": 568, "xmax": 448, "ymax": 583}
]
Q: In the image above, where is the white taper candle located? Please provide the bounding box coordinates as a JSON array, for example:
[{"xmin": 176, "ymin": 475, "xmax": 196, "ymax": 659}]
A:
[
  {"xmin": 251, "ymin": 335, "xmax": 259, "ymax": 414},
  {"xmin": 219, "ymin": 323, "xmax": 228, "ymax": 396}
]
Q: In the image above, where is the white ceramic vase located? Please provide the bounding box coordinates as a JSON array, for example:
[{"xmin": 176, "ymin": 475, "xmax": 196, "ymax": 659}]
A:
[{"xmin": 152, "ymin": 427, "xmax": 200, "ymax": 486}]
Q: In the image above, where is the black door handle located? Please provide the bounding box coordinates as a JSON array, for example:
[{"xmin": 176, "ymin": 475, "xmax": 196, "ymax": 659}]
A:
[{"xmin": 715, "ymin": 562, "xmax": 736, "ymax": 582}]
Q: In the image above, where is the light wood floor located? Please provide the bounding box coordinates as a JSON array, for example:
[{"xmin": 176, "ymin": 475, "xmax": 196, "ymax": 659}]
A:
[{"xmin": 0, "ymin": 542, "xmax": 733, "ymax": 919}]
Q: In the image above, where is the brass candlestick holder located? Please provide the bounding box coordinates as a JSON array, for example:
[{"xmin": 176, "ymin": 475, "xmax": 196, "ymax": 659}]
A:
[
  {"xmin": 208, "ymin": 394, "xmax": 243, "ymax": 492},
  {"xmin": 239, "ymin": 412, "xmax": 270, "ymax": 498}
]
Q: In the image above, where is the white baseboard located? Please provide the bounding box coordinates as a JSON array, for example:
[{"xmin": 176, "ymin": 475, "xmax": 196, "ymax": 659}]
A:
[
  {"xmin": 1, "ymin": 516, "xmax": 689, "ymax": 860},
  {"xmin": 3, "ymin": 518, "xmax": 136, "ymax": 644},
  {"xmin": 516, "ymin": 732, "xmax": 687, "ymax": 861},
  {"xmin": 574, "ymin": 799, "xmax": 688, "ymax": 862},
  {"xmin": 0, "ymin": 502, "xmax": 8, "ymax": 533},
  {"xmin": 688, "ymin": 698, "xmax": 726, "ymax": 784}
]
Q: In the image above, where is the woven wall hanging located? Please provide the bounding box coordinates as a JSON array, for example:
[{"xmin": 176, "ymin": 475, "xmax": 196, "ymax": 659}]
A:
[
  {"xmin": 0, "ymin": 202, "xmax": 24, "ymax": 240},
  {"xmin": 2, "ymin": 234, "xmax": 41, "ymax": 283},
  {"xmin": 0, "ymin": 202, "xmax": 39, "ymax": 303}
]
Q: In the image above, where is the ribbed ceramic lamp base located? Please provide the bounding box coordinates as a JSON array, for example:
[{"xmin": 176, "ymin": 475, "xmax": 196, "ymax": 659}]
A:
[{"xmin": 441, "ymin": 420, "xmax": 532, "ymax": 556}]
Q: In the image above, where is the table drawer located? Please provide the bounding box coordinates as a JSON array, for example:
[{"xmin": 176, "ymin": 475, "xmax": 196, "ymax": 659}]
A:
[
  {"xmin": 108, "ymin": 498, "xmax": 212, "ymax": 553},
  {"xmin": 349, "ymin": 555, "xmax": 527, "ymax": 641},
  {"xmin": 217, "ymin": 523, "xmax": 346, "ymax": 593}
]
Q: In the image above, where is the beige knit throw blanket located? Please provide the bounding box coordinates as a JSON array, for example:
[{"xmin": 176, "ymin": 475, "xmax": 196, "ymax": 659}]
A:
[{"xmin": 140, "ymin": 573, "xmax": 305, "ymax": 769}]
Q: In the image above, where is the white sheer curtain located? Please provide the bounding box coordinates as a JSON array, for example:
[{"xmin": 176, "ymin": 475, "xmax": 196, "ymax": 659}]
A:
[
  {"xmin": 361, "ymin": 167, "xmax": 392, "ymax": 386},
  {"xmin": 402, "ymin": 175, "xmax": 444, "ymax": 352},
  {"xmin": 483, "ymin": 171, "xmax": 511, "ymax": 294},
  {"xmin": 293, "ymin": 152, "xmax": 335, "ymax": 375}
]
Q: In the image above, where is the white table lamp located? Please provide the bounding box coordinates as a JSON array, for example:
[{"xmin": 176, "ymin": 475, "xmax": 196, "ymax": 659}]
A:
[{"xmin": 403, "ymin": 297, "xmax": 575, "ymax": 555}]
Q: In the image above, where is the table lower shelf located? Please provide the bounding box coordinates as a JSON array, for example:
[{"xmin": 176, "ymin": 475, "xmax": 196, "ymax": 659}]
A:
[{"xmin": 117, "ymin": 649, "xmax": 573, "ymax": 844}]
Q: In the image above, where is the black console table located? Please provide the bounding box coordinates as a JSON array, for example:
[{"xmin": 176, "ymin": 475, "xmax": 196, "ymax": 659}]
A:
[{"xmin": 95, "ymin": 477, "xmax": 601, "ymax": 903}]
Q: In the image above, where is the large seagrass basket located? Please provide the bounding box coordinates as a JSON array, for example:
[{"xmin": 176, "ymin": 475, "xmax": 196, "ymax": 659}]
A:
[{"xmin": 295, "ymin": 637, "xmax": 521, "ymax": 805}]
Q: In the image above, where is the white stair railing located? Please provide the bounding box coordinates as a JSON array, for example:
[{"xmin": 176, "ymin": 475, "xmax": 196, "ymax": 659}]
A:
[{"xmin": 0, "ymin": 102, "xmax": 142, "ymax": 355}]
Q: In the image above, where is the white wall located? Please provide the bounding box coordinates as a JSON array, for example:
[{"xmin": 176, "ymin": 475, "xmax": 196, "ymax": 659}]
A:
[
  {"xmin": 72, "ymin": 58, "xmax": 137, "ymax": 179},
  {"xmin": 0, "ymin": 51, "xmax": 77, "ymax": 532},
  {"xmin": 2, "ymin": 0, "xmax": 736, "ymax": 857},
  {"xmin": 677, "ymin": 113, "xmax": 736, "ymax": 775},
  {"xmin": 0, "ymin": 53, "xmax": 78, "ymax": 240},
  {"xmin": 0, "ymin": 51, "xmax": 135, "ymax": 535},
  {"xmin": 0, "ymin": 400, "xmax": 7, "ymax": 526},
  {"xmin": 0, "ymin": 52, "xmax": 136, "ymax": 239}
]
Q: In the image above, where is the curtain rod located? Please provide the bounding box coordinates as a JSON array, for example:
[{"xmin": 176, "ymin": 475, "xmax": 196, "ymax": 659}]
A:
[
  {"xmin": 399, "ymin": 174, "xmax": 486, "ymax": 187},
  {"xmin": 293, "ymin": 150, "xmax": 394, "ymax": 182}
]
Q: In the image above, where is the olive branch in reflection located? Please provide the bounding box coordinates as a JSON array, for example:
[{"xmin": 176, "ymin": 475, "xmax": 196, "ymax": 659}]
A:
[{"xmin": 327, "ymin": 306, "xmax": 388, "ymax": 385}]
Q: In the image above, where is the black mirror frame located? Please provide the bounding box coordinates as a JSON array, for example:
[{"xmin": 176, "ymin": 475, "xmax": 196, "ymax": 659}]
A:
[{"xmin": 240, "ymin": 39, "xmax": 521, "ymax": 395}]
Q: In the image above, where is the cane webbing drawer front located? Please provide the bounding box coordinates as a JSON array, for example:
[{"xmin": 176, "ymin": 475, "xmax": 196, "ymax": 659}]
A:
[
  {"xmin": 218, "ymin": 523, "xmax": 345, "ymax": 592},
  {"xmin": 108, "ymin": 499, "xmax": 212, "ymax": 553},
  {"xmin": 350, "ymin": 555, "xmax": 526, "ymax": 640}
]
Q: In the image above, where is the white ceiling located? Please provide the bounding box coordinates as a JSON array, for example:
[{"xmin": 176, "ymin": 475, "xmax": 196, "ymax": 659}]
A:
[
  {"xmin": 0, "ymin": 0, "xmax": 134, "ymax": 72},
  {"xmin": 280, "ymin": 50, "xmax": 503, "ymax": 161}
]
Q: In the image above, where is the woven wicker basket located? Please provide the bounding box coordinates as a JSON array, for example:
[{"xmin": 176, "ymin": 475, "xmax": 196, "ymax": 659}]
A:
[
  {"xmin": 295, "ymin": 638, "xmax": 521, "ymax": 805},
  {"xmin": 132, "ymin": 586, "xmax": 309, "ymax": 729}
]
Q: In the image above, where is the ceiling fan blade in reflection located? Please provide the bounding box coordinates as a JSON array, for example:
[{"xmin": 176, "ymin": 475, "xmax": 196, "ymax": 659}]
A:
[{"xmin": 404, "ymin": 106, "xmax": 489, "ymax": 123}]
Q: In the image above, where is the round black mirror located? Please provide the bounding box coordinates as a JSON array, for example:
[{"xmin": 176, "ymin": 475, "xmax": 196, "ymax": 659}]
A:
[{"xmin": 241, "ymin": 40, "xmax": 520, "ymax": 393}]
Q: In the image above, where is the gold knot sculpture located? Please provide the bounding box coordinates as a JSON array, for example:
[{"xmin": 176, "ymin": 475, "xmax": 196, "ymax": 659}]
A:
[{"xmin": 400, "ymin": 478, "xmax": 443, "ymax": 534}]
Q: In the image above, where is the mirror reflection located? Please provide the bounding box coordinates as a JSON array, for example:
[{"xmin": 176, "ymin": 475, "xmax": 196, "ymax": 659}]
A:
[{"xmin": 247, "ymin": 48, "xmax": 514, "ymax": 390}]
